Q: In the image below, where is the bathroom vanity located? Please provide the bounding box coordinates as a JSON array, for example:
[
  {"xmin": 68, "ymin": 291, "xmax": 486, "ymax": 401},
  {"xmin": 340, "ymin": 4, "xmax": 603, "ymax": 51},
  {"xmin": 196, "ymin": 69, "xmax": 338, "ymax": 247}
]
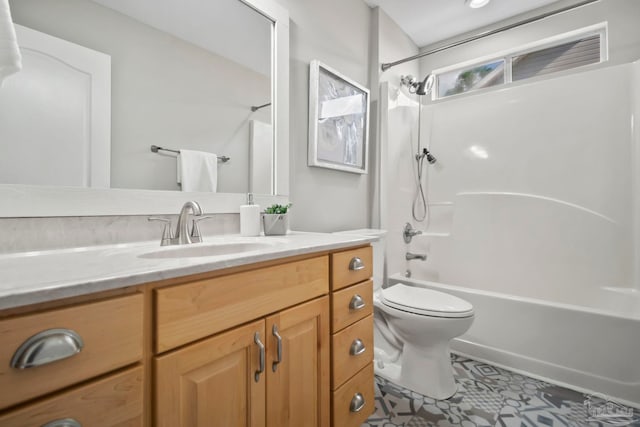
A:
[{"xmin": 0, "ymin": 234, "xmax": 375, "ymax": 427}]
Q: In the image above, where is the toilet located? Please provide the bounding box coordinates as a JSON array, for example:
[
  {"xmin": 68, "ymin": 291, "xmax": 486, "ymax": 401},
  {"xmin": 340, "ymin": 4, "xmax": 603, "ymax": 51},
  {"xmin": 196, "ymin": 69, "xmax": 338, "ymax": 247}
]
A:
[
  {"xmin": 374, "ymin": 283, "xmax": 474, "ymax": 399},
  {"xmin": 336, "ymin": 229, "xmax": 474, "ymax": 400}
]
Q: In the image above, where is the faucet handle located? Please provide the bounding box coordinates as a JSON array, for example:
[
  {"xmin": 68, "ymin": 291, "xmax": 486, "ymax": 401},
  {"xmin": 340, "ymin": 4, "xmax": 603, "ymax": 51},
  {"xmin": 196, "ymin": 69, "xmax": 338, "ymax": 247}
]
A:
[
  {"xmin": 148, "ymin": 217, "xmax": 175, "ymax": 246},
  {"xmin": 190, "ymin": 216, "xmax": 215, "ymax": 243},
  {"xmin": 403, "ymin": 222, "xmax": 422, "ymax": 243}
]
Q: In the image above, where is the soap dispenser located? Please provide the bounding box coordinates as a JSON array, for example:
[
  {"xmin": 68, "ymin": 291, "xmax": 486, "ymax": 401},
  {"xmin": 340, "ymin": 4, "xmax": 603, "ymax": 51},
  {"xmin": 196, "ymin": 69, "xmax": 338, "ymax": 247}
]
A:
[{"xmin": 240, "ymin": 193, "xmax": 261, "ymax": 236}]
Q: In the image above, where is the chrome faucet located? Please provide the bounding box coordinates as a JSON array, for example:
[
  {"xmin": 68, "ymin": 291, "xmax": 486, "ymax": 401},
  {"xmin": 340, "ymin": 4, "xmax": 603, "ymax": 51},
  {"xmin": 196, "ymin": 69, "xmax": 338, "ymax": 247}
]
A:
[
  {"xmin": 174, "ymin": 201, "xmax": 203, "ymax": 244},
  {"xmin": 406, "ymin": 252, "xmax": 427, "ymax": 261},
  {"xmin": 148, "ymin": 201, "xmax": 207, "ymax": 246}
]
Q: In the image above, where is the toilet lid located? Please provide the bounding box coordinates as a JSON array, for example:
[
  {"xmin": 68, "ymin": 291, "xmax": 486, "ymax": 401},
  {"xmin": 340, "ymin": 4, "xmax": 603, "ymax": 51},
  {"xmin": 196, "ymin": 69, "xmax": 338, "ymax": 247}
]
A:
[{"xmin": 381, "ymin": 283, "xmax": 474, "ymax": 318}]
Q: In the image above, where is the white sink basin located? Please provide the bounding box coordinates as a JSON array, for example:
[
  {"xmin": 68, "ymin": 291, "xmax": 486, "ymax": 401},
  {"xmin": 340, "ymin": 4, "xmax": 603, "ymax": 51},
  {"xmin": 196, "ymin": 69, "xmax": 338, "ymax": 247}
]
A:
[{"xmin": 139, "ymin": 241, "xmax": 275, "ymax": 259}]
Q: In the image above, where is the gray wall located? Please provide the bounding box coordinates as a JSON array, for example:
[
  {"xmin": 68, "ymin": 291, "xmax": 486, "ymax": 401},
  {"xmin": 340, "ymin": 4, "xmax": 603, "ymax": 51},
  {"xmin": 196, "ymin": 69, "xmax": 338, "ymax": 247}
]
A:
[{"xmin": 275, "ymin": 0, "xmax": 372, "ymax": 232}]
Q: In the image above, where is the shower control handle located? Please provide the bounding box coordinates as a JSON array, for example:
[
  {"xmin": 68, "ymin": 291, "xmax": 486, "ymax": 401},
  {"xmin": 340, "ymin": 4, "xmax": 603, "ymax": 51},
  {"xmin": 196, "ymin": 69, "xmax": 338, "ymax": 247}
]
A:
[
  {"xmin": 349, "ymin": 338, "xmax": 366, "ymax": 356},
  {"xmin": 349, "ymin": 257, "xmax": 365, "ymax": 271},
  {"xmin": 349, "ymin": 294, "xmax": 366, "ymax": 311},
  {"xmin": 403, "ymin": 222, "xmax": 422, "ymax": 244},
  {"xmin": 349, "ymin": 393, "xmax": 366, "ymax": 413}
]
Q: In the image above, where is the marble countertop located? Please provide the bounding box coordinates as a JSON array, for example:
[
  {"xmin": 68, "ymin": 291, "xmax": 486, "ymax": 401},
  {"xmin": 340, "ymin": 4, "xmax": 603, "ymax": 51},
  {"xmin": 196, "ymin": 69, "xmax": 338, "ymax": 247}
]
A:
[{"xmin": 0, "ymin": 232, "xmax": 376, "ymax": 310}]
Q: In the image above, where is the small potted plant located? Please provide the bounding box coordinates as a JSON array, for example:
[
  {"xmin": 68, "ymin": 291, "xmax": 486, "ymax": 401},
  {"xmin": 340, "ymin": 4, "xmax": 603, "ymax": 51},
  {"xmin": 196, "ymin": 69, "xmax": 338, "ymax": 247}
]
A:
[{"xmin": 262, "ymin": 203, "xmax": 292, "ymax": 235}]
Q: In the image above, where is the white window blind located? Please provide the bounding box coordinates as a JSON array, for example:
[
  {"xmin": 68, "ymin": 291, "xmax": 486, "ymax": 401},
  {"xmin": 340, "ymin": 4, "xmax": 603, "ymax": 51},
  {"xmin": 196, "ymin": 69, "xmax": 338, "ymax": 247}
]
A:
[{"xmin": 511, "ymin": 35, "xmax": 601, "ymax": 81}]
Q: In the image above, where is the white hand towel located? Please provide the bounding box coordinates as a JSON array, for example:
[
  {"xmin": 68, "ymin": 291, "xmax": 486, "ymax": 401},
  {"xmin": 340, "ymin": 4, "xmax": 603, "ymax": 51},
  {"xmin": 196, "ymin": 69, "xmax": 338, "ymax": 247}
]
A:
[
  {"xmin": 0, "ymin": 0, "xmax": 22, "ymax": 87},
  {"xmin": 178, "ymin": 150, "xmax": 218, "ymax": 192}
]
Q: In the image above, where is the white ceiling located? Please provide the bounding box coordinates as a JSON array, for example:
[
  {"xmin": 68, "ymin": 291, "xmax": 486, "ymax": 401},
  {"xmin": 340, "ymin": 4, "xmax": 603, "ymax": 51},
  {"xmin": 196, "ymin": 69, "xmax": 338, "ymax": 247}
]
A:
[{"xmin": 364, "ymin": 0, "xmax": 565, "ymax": 47}]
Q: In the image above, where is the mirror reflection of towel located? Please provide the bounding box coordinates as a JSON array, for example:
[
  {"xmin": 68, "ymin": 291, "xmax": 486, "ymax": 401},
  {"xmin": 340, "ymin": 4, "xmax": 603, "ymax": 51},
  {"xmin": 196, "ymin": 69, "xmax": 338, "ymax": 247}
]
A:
[
  {"xmin": 0, "ymin": 0, "xmax": 22, "ymax": 87},
  {"xmin": 178, "ymin": 150, "xmax": 218, "ymax": 192}
]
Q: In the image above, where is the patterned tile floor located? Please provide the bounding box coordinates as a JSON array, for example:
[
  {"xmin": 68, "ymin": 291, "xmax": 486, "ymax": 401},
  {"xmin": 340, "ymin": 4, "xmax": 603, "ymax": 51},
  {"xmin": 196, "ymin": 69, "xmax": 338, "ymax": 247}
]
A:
[{"xmin": 364, "ymin": 354, "xmax": 640, "ymax": 427}]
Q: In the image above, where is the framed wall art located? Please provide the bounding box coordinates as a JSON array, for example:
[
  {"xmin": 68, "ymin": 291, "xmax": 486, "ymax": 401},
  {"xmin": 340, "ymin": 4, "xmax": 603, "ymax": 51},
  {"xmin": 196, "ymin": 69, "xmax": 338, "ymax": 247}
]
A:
[{"xmin": 308, "ymin": 60, "xmax": 369, "ymax": 174}]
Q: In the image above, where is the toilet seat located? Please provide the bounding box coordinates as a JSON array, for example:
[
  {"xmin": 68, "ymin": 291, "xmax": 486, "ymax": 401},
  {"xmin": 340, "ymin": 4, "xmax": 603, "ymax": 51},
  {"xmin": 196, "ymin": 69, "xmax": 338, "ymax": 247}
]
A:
[{"xmin": 380, "ymin": 283, "xmax": 474, "ymax": 318}]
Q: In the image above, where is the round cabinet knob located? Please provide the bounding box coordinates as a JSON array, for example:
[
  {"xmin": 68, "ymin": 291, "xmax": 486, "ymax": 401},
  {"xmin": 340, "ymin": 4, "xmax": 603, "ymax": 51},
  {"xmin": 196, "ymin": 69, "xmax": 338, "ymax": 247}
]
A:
[
  {"xmin": 350, "ymin": 393, "xmax": 366, "ymax": 413},
  {"xmin": 42, "ymin": 418, "xmax": 82, "ymax": 427},
  {"xmin": 349, "ymin": 294, "xmax": 366, "ymax": 311},
  {"xmin": 349, "ymin": 338, "xmax": 366, "ymax": 356}
]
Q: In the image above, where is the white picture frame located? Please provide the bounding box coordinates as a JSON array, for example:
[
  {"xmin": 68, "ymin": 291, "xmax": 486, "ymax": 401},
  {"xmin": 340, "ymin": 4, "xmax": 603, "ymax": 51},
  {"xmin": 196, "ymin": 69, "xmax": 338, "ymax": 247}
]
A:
[{"xmin": 308, "ymin": 60, "xmax": 369, "ymax": 174}]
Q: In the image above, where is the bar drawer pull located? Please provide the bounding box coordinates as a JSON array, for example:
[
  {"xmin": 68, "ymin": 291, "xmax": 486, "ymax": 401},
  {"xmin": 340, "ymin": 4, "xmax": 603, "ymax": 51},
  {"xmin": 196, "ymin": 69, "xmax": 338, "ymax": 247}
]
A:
[
  {"xmin": 42, "ymin": 418, "xmax": 82, "ymax": 427},
  {"xmin": 11, "ymin": 329, "xmax": 84, "ymax": 369},
  {"xmin": 349, "ymin": 294, "xmax": 366, "ymax": 311},
  {"xmin": 350, "ymin": 393, "xmax": 366, "ymax": 413},
  {"xmin": 349, "ymin": 257, "xmax": 365, "ymax": 271},
  {"xmin": 254, "ymin": 332, "xmax": 265, "ymax": 382},
  {"xmin": 272, "ymin": 324, "xmax": 283, "ymax": 372},
  {"xmin": 349, "ymin": 338, "xmax": 366, "ymax": 356}
]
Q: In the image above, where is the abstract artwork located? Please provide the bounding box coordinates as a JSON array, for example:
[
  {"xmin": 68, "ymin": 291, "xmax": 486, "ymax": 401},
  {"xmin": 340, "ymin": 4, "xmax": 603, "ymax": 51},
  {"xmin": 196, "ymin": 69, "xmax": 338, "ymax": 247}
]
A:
[{"xmin": 308, "ymin": 60, "xmax": 369, "ymax": 174}]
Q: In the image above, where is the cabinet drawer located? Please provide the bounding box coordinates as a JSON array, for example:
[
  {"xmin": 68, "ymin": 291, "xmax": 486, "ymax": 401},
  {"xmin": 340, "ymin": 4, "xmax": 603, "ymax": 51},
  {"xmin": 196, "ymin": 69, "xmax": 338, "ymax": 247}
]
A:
[
  {"xmin": 155, "ymin": 256, "xmax": 329, "ymax": 352},
  {"xmin": 332, "ymin": 363, "xmax": 374, "ymax": 427},
  {"xmin": 0, "ymin": 294, "xmax": 143, "ymax": 410},
  {"xmin": 0, "ymin": 366, "xmax": 143, "ymax": 427},
  {"xmin": 331, "ymin": 315, "xmax": 373, "ymax": 389},
  {"xmin": 331, "ymin": 279, "xmax": 373, "ymax": 333},
  {"xmin": 330, "ymin": 246, "xmax": 372, "ymax": 291}
]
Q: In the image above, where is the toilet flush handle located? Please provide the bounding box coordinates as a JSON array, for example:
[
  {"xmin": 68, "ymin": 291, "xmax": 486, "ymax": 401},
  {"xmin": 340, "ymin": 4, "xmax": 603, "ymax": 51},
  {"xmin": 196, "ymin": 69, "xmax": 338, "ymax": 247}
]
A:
[{"xmin": 349, "ymin": 294, "xmax": 366, "ymax": 311}]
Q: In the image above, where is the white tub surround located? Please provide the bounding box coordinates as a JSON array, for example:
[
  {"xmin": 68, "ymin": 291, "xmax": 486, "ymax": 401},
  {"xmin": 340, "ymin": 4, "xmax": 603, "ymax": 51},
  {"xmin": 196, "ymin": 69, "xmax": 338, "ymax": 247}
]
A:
[
  {"xmin": 380, "ymin": 60, "xmax": 640, "ymax": 406},
  {"xmin": 0, "ymin": 232, "xmax": 376, "ymax": 310}
]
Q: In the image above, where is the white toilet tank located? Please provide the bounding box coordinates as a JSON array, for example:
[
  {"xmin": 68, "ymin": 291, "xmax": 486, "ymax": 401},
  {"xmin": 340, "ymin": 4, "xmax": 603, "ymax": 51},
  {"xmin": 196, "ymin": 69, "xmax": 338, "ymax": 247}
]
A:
[{"xmin": 334, "ymin": 229, "xmax": 387, "ymax": 291}]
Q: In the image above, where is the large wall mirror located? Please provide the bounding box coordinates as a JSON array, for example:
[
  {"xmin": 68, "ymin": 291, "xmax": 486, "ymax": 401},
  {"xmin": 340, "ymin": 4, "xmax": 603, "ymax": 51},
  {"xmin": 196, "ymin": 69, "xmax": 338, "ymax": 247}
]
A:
[{"xmin": 0, "ymin": 0, "xmax": 289, "ymax": 216}]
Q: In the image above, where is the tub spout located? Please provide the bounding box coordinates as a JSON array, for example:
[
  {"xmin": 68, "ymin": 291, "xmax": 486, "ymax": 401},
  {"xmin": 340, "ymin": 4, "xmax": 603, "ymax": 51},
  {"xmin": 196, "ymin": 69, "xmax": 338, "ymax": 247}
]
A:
[{"xmin": 406, "ymin": 252, "xmax": 427, "ymax": 261}]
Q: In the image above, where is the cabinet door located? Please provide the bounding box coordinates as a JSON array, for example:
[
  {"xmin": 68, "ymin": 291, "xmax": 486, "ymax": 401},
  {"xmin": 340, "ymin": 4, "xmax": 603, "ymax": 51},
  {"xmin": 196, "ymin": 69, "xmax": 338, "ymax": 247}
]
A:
[
  {"xmin": 155, "ymin": 319, "xmax": 266, "ymax": 427},
  {"xmin": 266, "ymin": 297, "xmax": 330, "ymax": 427}
]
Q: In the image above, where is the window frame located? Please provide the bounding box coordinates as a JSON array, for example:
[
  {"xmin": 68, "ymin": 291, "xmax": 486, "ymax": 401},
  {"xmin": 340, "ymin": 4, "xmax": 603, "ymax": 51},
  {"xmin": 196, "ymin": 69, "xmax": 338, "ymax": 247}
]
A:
[{"xmin": 431, "ymin": 23, "xmax": 608, "ymax": 101}]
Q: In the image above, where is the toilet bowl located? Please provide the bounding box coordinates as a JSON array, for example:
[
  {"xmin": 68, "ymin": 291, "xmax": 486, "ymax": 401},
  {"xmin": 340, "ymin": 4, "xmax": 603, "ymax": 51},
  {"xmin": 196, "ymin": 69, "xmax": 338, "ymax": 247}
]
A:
[{"xmin": 374, "ymin": 283, "xmax": 474, "ymax": 400}]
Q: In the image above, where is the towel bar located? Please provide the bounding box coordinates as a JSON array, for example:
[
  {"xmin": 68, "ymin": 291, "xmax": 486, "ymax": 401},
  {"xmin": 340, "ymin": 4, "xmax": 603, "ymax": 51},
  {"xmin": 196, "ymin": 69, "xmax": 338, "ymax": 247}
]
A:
[{"xmin": 150, "ymin": 145, "xmax": 230, "ymax": 162}]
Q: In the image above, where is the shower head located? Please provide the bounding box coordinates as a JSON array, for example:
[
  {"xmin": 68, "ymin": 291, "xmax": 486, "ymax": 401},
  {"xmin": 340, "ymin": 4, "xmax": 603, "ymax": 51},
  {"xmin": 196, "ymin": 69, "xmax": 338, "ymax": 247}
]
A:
[
  {"xmin": 417, "ymin": 148, "xmax": 437, "ymax": 164},
  {"xmin": 425, "ymin": 149, "xmax": 437, "ymax": 164},
  {"xmin": 415, "ymin": 74, "xmax": 435, "ymax": 96},
  {"xmin": 400, "ymin": 75, "xmax": 417, "ymax": 88},
  {"xmin": 400, "ymin": 75, "xmax": 419, "ymax": 94}
]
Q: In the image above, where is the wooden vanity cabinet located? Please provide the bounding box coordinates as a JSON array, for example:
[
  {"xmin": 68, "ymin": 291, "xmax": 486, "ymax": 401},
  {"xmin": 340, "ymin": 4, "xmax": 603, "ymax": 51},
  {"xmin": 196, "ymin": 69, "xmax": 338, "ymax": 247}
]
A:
[
  {"xmin": 0, "ymin": 366, "xmax": 144, "ymax": 426},
  {"xmin": 329, "ymin": 246, "xmax": 375, "ymax": 427},
  {"xmin": 154, "ymin": 255, "xmax": 331, "ymax": 427},
  {"xmin": 155, "ymin": 297, "xmax": 330, "ymax": 427},
  {"xmin": 265, "ymin": 297, "xmax": 330, "ymax": 427},
  {"xmin": 0, "ymin": 244, "xmax": 373, "ymax": 427},
  {"xmin": 0, "ymin": 294, "xmax": 144, "ymax": 426},
  {"xmin": 155, "ymin": 319, "xmax": 267, "ymax": 427}
]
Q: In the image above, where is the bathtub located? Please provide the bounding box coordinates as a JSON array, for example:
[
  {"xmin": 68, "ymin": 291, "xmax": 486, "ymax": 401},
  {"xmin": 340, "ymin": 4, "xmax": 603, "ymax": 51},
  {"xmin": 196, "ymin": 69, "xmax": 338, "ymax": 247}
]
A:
[{"xmin": 389, "ymin": 273, "xmax": 640, "ymax": 407}]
